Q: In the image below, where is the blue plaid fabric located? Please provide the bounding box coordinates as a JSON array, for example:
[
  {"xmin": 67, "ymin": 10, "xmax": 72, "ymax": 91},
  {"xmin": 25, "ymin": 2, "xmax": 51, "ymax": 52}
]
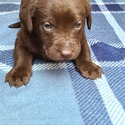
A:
[{"xmin": 0, "ymin": 0, "xmax": 125, "ymax": 125}]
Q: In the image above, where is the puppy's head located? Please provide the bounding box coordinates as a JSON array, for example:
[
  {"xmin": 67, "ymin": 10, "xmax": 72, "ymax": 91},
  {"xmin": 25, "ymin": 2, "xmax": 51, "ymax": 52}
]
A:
[{"xmin": 20, "ymin": 0, "xmax": 92, "ymax": 61}]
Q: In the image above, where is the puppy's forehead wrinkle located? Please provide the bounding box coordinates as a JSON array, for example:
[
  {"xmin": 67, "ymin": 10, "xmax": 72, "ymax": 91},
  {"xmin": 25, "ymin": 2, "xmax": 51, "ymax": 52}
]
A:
[
  {"xmin": 34, "ymin": 0, "xmax": 85, "ymax": 20},
  {"xmin": 52, "ymin": 3, "xmax": 84, "ymax": 18}
]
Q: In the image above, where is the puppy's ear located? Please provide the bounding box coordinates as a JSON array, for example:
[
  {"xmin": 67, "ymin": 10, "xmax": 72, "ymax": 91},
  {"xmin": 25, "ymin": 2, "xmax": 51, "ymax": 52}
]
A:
[
  {"xmin": 19, "ymin": 1, "xmax": 35, "ymax": 33},
  {"xmin": 85, "ymin": 0, "xmax": 92, "ymax": 30}
]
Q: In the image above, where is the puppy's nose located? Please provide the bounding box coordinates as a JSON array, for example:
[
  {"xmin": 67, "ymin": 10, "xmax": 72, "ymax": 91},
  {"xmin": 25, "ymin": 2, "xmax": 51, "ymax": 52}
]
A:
[{"xmin": 60, "ymin": 50, "xmax": 72, "ymax": 58}]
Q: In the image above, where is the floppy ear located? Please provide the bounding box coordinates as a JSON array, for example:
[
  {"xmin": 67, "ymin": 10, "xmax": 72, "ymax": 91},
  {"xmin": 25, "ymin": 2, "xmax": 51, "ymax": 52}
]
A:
[
  {"xmin": 19, "ymin": 1, "xmax": 35, "ymax": 33},
  {"xmin": 85, "ymin": 0, "xmax": 92, "ymax": 30},
  {"xmin": 20, "ymin": 8, "xmax": 33, "ymax": 33}
]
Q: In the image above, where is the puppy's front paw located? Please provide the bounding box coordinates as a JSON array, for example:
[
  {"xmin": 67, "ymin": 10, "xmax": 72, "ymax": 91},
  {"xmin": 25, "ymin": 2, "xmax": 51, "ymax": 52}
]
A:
[
  {"xmin": 76, "ymin": 61, "xmax": 103, "ymax": 80},
  {"xmin": 5, "ymin": 67, "xmax": 32, "ymax": 88}
]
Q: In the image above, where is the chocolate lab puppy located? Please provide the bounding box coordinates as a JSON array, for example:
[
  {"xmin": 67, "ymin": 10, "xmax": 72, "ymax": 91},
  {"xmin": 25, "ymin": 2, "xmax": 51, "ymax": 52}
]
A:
[{"xmin": 6, "ymin": 0, "xmax": 102, "ymax": 87}]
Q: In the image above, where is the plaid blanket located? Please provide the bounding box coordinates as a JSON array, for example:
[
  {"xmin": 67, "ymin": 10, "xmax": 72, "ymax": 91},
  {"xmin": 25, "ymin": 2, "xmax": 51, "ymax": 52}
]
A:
[{"xmin": 0, "ymin": 0, "xmax": 125, "ymax": 125}]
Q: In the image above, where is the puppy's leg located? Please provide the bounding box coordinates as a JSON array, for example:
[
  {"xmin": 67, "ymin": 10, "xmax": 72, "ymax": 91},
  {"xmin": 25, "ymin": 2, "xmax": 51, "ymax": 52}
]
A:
[
  {"xmin": 6, "ymin": 39, "xmax": 33, "ymax": 88},
  {"xmin": 75, "ymin": 33, "xmax": 103, "ymax": 80}
]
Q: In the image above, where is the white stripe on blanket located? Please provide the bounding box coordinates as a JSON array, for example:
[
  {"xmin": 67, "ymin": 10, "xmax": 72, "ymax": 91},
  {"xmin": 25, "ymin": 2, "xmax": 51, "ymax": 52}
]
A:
[
  {"xmin": 94, "ymin": 0, "xmax": 125, "ymax": 124},
  {"xmin": 0, "ymin": 10, "xmax": 19, "ymax": 15},
  {"xmin": 0, "ymin": 2, "xmax": 20, "ymax": 4},
  {"xmin": 94, "ymin": 60, "xmax": 125, "ymax": 67},
  {"xmin": 95, "ymin": 0, "xmax": 125, "ymax": 46},
  {"xmin": 91, "ymin": 2, "xmax": 125, "ymax": 5},
  {"xmin": 0, "ymin": 10, "xmax": 125, "ymax": 16},
  {"xmin": 92, "ymin": 11, "xmax": 125, "ymax": 14},
  {"xmin": 0, "ymin": 62, "xmax": 67, "ymax": 73},
  {"xmin": 0, "ymin": 45, "xmax": 14, "ymax": 51},
  {"xmin": 95, "ymin": 75, "xmax": 125, "ymax": 125},
  {"xmin": 32, "ymin": 63, "xmax": 67, "ymax": 71}
]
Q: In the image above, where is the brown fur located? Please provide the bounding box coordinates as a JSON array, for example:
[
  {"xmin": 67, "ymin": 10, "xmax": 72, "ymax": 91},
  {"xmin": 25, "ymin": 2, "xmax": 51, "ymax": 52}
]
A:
[{"xmin": 6, "ymin": 0, "xmax": 102, "ymax": 87}]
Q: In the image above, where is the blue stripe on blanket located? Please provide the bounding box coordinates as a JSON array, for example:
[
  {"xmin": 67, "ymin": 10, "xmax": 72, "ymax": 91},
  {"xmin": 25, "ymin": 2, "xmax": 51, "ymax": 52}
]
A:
[
  {"xmin": 106, "ymin": 4, "xmax": 123, "ymax": 11},
  {"xmin": 86, "ymin": 14, "xmax": 124, "ymax": 47},
  {"xmin": 0, "ymin": 14, "xmax": 19, "ymax": 46},
  {"xmin": 67, "ymin": 63, "xmax": 113, "ymax": 125},
  {"xmin": 91, "ymin": 5, "xmax": 101, "ymax": 11},
  {"xmin": 104, "ymin": 67, "xmax": 125, "ymax": 110},
  {"xmin": 0, "ymin": 50, "xmax": 14, "ymax": 66},
  {"xmin": 0, "ymin": 3, "xmax": 125, "ymax": 12},
  {"xmin": 0, "ymin": 4, "xmax": 19, "ymax": 12},
  {"xmin": 91, "ymin": 4, "xmax": 124, "ymax": 12},
  {"xmin": 91, "ymin": 43, "xmax": 125, "ymax": 61},
  {"xmin": 112, "ymin": 14, "xmax": 125, "ymax": 31}
]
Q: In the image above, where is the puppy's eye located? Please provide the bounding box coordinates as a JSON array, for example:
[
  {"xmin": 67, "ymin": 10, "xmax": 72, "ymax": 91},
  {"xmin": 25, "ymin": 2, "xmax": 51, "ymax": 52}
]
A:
[
  {"xmin": 43, "ymin": 22, "xmax": 53, "ymax": 30},
  {"xmin": 75, "ymin": 21, "xmax": 82, "ymax": 29}
]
